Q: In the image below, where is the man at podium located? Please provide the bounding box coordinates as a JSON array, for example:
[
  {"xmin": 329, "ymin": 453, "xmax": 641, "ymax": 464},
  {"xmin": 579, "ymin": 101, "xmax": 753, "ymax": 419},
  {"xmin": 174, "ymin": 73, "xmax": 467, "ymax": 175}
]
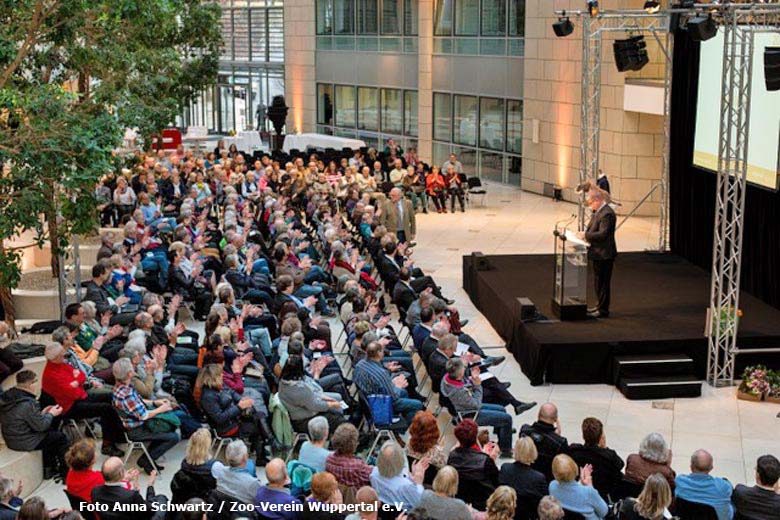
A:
[{"xmin": 578, "ymin": 189, "xmax": 617, "ymax": 318}]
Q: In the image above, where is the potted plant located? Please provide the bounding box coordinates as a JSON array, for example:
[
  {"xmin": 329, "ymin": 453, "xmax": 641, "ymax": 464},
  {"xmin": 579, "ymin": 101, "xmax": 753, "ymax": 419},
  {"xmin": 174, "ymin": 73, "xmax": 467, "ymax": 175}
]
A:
[
  {"xmin": 765, "ymin": 370, "xmax": 780, "ymax": 404},
  {"xmin": 737, "ymin": 365, "xmax": 769, "ymax": 401}
]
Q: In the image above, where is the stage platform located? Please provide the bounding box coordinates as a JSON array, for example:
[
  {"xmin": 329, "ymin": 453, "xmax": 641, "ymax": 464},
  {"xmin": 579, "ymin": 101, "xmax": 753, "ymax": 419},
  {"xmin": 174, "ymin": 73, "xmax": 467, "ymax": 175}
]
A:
[{"xmin": 463, "ymin": 252, "xmax": 780, "ymax": 385}]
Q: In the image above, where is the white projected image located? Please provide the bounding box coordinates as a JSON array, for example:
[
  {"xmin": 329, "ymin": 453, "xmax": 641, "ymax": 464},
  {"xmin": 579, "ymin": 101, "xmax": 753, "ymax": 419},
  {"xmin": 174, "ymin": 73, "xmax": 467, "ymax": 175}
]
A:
[{"xmin": 694, "ymin": 31, "xmax": 780, "ymax": 190}]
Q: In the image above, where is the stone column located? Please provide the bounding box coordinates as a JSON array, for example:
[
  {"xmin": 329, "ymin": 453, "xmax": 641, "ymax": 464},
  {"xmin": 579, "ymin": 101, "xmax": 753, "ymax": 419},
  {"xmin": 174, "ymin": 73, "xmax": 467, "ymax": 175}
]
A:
[
  {"xmin": 284, "ymin": 0, "xmax": 317, "ymax": 134},
  {"xmin": 417, "ymin": 0, "xmax": 434, "ymax": 162}
]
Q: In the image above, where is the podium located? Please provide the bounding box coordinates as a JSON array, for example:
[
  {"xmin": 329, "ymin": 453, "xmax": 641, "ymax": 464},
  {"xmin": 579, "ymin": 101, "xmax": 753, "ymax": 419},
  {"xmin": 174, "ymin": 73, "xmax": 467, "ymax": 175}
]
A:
[{"xmin": 552, "ymin": 228, "xmax": 588, "ymax": 320}]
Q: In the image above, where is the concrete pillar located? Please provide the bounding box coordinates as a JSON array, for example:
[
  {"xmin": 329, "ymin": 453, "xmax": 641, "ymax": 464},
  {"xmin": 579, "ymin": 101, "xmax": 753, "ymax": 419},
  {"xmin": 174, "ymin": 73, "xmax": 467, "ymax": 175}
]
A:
[
  {"xmin": 284, "ymin": 0, "xmax": 317, "ymax": 134},
  {"xmin": 417, "ymin": 0, "xmax": 434, "ymax": 162}
]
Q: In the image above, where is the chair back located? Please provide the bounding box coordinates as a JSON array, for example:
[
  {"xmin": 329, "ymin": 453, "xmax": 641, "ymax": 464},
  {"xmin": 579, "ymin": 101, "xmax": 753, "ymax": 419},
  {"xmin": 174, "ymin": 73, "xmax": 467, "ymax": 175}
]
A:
[
  {"xmin": 208, "ymin": 489, "xmax": 257, "ymax": 519},
  {"xmin": 467, "ymin": 176, "xmax": 483, "ymax": 188},
  {"xmin": 65, "ymin": 491, "xmax": 95, "ymax": 520},
  {"xmin": 610, "ymin": 477, "xmax": 644, "ymax": 502},
  {"xmin": 673, "ymin": 496, "xmax": 719, "ymax": 520},
  {"xmin": 562, "ymin": 509, "xmax": 586, "ymax": 520}
]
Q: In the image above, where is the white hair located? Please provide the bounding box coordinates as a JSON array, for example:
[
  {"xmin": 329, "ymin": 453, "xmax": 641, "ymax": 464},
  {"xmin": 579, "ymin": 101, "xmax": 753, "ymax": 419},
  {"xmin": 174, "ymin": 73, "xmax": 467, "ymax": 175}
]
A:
[
  {"xmin": 112, "ymin": 357, "xmax": 134, "ymax": 381},
  {"xmin": 308, "ymin": 416, "xmax": 330, "ymax": 443},
  {"xmin": 225, "ymin": 440, "xmax": 248, "ymax": 468}
]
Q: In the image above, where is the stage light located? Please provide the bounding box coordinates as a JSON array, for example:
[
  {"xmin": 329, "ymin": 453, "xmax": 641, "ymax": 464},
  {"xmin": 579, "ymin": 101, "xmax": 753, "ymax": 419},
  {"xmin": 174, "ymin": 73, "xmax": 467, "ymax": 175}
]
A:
[
  {"xmin": 765, "ymin": 47, "xmax": 780, "ymax": 91},
  {"xmin": 613, "ymin": 35, "xmax": 649, "ymax": 72},
  {"xmin": 644, "ymin": 1, "xmax": 660, "ymax": 13},
  {"xmin": 587, "ymin": 0, "xmax": 599, "ymax": 16},
  {"xmin": 687, "ymin": 14, "xmax": 717, "ymax": 41},
  {"xmin": 552, "ymin": 16, "xmax": 574, "ymax": 37}
]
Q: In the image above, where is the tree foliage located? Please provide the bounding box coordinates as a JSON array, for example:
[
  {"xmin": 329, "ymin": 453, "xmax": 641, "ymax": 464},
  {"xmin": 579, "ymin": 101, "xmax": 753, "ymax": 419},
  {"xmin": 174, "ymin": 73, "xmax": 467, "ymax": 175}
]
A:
[{"xmin": 0, "ymin": 0, "xmax": 221, "ymax": 319}]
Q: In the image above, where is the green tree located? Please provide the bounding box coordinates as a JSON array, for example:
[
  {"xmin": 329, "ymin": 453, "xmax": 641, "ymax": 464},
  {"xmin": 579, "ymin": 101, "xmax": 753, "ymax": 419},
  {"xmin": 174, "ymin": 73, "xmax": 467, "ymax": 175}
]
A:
[{"xmin": 0, "ymin": 0, "xmax": 221, "ymax": 331}]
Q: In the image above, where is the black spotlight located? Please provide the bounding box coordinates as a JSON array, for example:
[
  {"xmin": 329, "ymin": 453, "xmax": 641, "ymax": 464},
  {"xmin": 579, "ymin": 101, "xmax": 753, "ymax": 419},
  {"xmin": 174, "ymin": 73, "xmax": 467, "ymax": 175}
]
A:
[
  {"xmin": 765, "ymin": 47, "xmax": 780, "ymax": 91},
  {"xmin": 553, "ymin": 16, "xmax": 574, "ymax": 37},
  {"xmin": 644, "ymin": 0, "xmax": 660, "ymax": 13},
  {"xmin": 687, "ymin": 15, "xmax": 718, "ymax": 42},
  {"xmin": 613, "ymin": 35, "xmax": 649, "ymax": 72},
  {"xmin": 587, "ymin": 0, "xmax": 598, "ymax": 16}
]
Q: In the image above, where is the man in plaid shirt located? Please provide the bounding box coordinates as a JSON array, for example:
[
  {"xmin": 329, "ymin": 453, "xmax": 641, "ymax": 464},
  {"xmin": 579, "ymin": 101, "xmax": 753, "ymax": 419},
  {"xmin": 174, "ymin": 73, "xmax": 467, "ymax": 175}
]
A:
[
  {"xmin": 353, "ymin": 341, "xmax": 424, "ymax": 425},
  {"xmin": 111, "ymin": 358, "xmax": 179, "ymax": 474}
]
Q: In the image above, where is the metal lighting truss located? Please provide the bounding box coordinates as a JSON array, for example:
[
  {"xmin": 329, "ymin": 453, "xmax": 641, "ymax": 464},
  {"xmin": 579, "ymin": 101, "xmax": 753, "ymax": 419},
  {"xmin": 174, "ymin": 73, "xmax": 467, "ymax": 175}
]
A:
[
  {"xmin": 562, "ymin": 10, "xmax": 673, "ymax": 247},
  {"xmin": 707, "ymin": 4, "xmax": 780, "ymax": 386}
]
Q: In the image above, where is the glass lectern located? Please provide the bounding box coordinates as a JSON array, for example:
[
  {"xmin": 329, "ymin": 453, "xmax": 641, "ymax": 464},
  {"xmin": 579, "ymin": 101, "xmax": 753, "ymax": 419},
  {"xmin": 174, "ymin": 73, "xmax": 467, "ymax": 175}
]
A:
[{"xmin": 552, "ymin": 228, "xmax": 588, "ymax": 320}]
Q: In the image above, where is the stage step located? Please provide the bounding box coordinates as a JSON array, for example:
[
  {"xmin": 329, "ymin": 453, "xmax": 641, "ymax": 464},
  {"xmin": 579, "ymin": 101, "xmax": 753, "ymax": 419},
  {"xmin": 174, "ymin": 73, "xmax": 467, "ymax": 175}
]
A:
[
  {"xmin": 612, "ymin": 353, "xmax": 696, "ymax": 385},
  {"xmin": 618, "ymin": 375, "xmax": 702, "ymax": 400}
]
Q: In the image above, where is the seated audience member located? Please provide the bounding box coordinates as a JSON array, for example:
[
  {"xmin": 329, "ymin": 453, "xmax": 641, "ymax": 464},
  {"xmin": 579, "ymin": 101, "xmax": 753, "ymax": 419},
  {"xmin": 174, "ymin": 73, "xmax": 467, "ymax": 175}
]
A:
[
  {"xmin": 65, "ymin": 302, "xmax": 123, "ymax": 364},
  {"xmin": 85, "ymin": 262, "xmax": 132, "ymax": 319},
  {"xmin": 65, "ymin": 439, "xmax": 105, "ymax": 504},
  {"xmin": 353, "ymin": 341, "xmax": 424, "ymax": 425},
  {"xmin": 42, "ymin": 342, "xmax": 125, "ymax": 457},
  {"xmin": 548, "ymin": 454, "xmax": 607, "ymax": 520},
  {"xmin": 325, "ymin": 423, "xmax": 374, "ymax": 489},
  {"xmin": 0, "ymin": 322, "xmax": 23, "ymax": 387},
  {"xmin": 255, "ymin": 458, "xmax": 301, "ymax": 520},
  {"xmin": 418, "ymin": 466, "xmax": 475, "ymax": 520},
  {"xmin": 732, "ymin": 454, "xmax": 780, "ymax": 520},
  {"xmin": 16, "ymin": 496, "xmax": 67, "ymax": 520},
  {"xmin": 486, "ymin": 486, "xmax": 517, "ymax": 520},
  {"xmin": 0, "ymin": 369, "xmax": 68, "ymax": 480},
  {"xmin": 625, "ymin": 433, "xmax": 676, "ymax": 490},
  {"xmin": 619, "ymin": 473, "xmax": 673, "ymax": 520},
  {"xmin": 519, "ymin": 403, "xmax": 568, "ymax": 482},
  {"xmin": 278, "ymin": 355, "xmax": 346, "ymax": 433},
  {"xmin": 182, "ymin": 498, "xmax": 208, "ymax": 520},
  {"xmin": 441, "ymin": 357, "xmax": 513, "ymax": 456},
  {"xmin": 211, "ymin": 440, "xmax": 260, "ymax": 504},
  {"xmin": 567, "ymin": 417, "xmax": 624, "ymax": 500},
  {"xmin": 537, "ymin": 496, "xmax": 565, "ymax": 520},
  {"xmin": 499, "ymin": 436, "xmax": 547, "ymax": 520},
  {"xmin": 371, "ymin": 441, "xmax": 426, "ymax": 510},
  {"xmin": 91, "ymin": 457, "xmax": 167, "ymax": 520},
  {"xmin": 675, "ymin": 449, "xmax": 733, "ymax": 520},
  {"xmin": 345, "ymin": 487, "xmax": 379, "ymax": 520},
  {"xmin": 112, "ymin": 358, "xmax": 179, "ymax": 474},
  {"xmin": 447, "ymin": 419, "xmax": 499, "ymax": 511},
  {"xmin": 171, "ymin": 429, "xmax": 217, "ymax": 504},
  {"xmin": 407, "ymin": 410, "xmax": 447, "ymax": 486},
  {"xmin": 0, "ymin": 477, "xmax": 22, "ymax": 520},
  {"xmin": 302, "ymin": 472, "xmax": 345, "ymax": 520},
  {"xmin": 298, "ymin": 416, "xmax": 333, "ymax": 472}
]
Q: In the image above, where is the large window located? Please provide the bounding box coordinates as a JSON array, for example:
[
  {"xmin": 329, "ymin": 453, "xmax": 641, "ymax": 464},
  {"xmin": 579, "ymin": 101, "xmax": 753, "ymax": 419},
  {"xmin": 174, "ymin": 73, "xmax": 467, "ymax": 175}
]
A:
[
  {"xmin": 453, "ymin": 95, "xmax": 477, "ymax": 146},
  {"xmin": 335, "ymin": 0, "xmax": 355, "ymax": 33},
  {"xmin": 219, "ymin": 1, "xmax": 284, "ymax": 63},
  {"xmin": 454, "ymin": 0, "xmax": 479, "ymax": 35},
  {"xmin": 404, "ymin": 91, "xmax": 418, "ymax": 136},
  {"xmin": 509, "ymin": 0, "xmax": 525, "ymax": 36},
  {"xmin": 357, "ymin": 0, "xmax": 379, "ymax": 33},
  {"xmin": 479, "ymin": 97, "xmax": 504, "ymax": 150},
  {"xmin": 317, "ymin": 0, "xmax": 333, "ymax": 34},
  {"xmin": 357, "ymin": 87, "xmax": 379, "ymax": 130},
  {"xmin": 317, "ymin": 84, "xmax": 334, "ymax": 125},
  {"xmin": 381, "ymin": 0, "xmax": 403, "ymax": 34},
  {"xmin": 481, "ymin": 0, "xmax": 505, "ymax": 35},
  {"xmin": 506, "ymin": 99, "xmax": 522, "ymax": 153},
  {"xmin": 405, "ymin": 0, "xmax": 418, "ymax": 35},
  {"xmin": 433, "ymin": 93, "xmax": 452, "ymax": 141},
  {"xmin": 381, "ymin": 89, "xmax": 403, "ymax": 133},
  {"xmin": 335, "ymin": 85, "xmax": 356, "ymax": 127}
]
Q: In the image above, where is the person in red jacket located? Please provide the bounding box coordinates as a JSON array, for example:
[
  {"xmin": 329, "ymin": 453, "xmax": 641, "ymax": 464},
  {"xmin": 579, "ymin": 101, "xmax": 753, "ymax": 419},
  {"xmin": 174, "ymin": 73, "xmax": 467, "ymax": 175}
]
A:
[{"xmin": 42, "ymin": 342, "xmax": 125, "ymax": 457}]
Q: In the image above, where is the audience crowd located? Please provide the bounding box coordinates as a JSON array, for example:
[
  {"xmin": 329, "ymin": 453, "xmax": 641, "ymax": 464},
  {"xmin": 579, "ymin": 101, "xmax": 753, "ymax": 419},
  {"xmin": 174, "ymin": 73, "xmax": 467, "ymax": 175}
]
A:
[{"xmin": 0, "ymin": 141, "xmax": 776, "ymax": 520}]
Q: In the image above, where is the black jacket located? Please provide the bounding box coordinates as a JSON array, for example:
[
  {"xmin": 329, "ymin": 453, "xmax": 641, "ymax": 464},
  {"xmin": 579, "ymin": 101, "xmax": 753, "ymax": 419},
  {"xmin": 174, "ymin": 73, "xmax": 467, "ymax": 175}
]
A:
[
  {"xmin": 0, "ymin": 387, "xmax": 53, "ymax": 451},
  {"xmin": 519, "ymin": 421, "xmax": 569, "ymax": 482},
  {"xmin": 447, "ymin": 446, "xmax": 499, "ymax": 511},
  {"xmin": 170, "ymin": 460, "xmax": 217, "ymax": 504},
  {"xmin": 91, "ymin": 484, "xmax": 159, "ymax": 520},
  {"xmin": 378, "ymin": 253, "xmax": 402, "ymax": 290},
  {"xmin": 499, "ymin": 462, "xmax": 547, "ymax": 520},
  {"xmin": 392, "ymin": 281, "xmax": 416, "ymax": 313},
  {"xmin": 584, "ymin": 205, "xmax": 617, "ymax": 260},
  {"xmin": 84, "ymin": 281, "xmax": 117, "ymax": 316},
  {"xmin": 200, "ymin": 386, "xmax": 243, "ymax": 436},
  {"xmin": 169, "ymin": 265, "xmax": 195, "ymax": 297},
  {"xmin": 567, "ymin": 443, "xmax": 625, "ymax": 500}
]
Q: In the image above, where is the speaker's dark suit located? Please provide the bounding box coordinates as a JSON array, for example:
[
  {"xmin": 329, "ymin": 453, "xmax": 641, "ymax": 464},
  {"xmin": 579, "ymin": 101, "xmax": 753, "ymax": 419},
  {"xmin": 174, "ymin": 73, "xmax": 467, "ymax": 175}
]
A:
[{"xmin": 584, "ymin": 204, "xmax": 617, "ymax": 316}]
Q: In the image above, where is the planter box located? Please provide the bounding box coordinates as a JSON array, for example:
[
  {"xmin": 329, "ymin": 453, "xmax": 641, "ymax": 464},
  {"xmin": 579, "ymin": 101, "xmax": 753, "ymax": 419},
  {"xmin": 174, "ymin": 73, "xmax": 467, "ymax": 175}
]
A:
[
  {"xmin": 737, "ymin": 389, "xmax": 764, "ymax": 402},
  {"xmin": 765, "ymin": 395, "xmax": 780, "ymax": 404}
]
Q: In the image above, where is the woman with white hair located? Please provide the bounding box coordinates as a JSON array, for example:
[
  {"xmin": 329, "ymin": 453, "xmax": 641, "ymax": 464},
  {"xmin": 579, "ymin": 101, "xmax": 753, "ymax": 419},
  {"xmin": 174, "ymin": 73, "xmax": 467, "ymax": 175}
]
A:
[
  {"xmin": 0, "ymin": 476, "xmax": 22, "ymax": 519},
  {"xmin": 625, "ymin": 433, "xmax": 676, "ymax": 490},
  {"xmin": 111, "ymin": 357, "xmax": 179, "ymax": 474},
  {"xmin": 369, "ymin": 441, "xmax": 428, "ymax": 511},
  {"xmin": 298, "ymin": 416, "xmax": 333, "ymax": 472}
]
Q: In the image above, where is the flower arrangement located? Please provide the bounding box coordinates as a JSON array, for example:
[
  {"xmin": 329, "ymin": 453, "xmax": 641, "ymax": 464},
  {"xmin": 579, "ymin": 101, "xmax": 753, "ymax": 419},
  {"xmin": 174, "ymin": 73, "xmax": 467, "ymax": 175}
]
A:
[
  {"xmin": 737, "ymin": 365, "xmax": 770, "ymax": 401},
  {"xmin": 766, "ymin": 371, "xmax": 780, "ymax": 403},
  {"xmin": 712, "ymin": 307, "xmax": 743, "ymax": 335}
]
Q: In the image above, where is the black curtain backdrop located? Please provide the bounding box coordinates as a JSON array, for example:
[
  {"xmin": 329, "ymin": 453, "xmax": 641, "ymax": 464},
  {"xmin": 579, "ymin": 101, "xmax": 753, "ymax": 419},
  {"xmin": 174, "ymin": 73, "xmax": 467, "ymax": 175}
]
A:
[{"xmin": 669, "ymin": 29, "xmax": 780, "ymax": 309}]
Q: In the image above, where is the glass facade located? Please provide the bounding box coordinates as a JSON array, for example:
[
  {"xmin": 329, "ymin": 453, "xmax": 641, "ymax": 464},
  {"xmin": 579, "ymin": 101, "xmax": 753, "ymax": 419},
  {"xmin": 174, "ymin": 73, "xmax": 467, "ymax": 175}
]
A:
[
  {"xmin": 433, "ymin": 92, "xmax": 523, "ymax": 184},
  {"xmin": 179, "ymin": 0, "xmax": 285, "ymax": 134},
  {"xmin": 433, "ymin": 0, "xmax": 525, "ymax": 56},
  {"xmin": 317, "ymin": 0, "xmax": 419, "ymax": 51},
  {"xmin": 317, "ymin": 82, "xmax": 418, "ymax": 151}
]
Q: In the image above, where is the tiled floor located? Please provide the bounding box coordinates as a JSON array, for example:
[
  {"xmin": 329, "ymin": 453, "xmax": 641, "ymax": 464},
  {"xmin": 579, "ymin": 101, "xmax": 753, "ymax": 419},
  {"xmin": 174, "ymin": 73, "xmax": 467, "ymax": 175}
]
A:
[{"xmin": 33, "ymin": 182, "xmax": 776, "ymax": 507}]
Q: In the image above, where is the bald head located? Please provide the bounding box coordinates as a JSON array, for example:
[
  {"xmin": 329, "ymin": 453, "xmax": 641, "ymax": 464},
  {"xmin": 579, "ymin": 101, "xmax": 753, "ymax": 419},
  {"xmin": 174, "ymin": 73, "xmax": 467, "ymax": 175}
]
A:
[
  {"xmin": 102, "ymin": 457, "xmax": 125, "ymax": 483},
  {"xmin": 539, "ymin": 403, "xmax": 558, "ymax": 425},
  {"xmin": 691, "ymin": 449, "xmax": 713, "ymax": 474},
  {"xmin": 265, "ymin": 458, "xmax": 288, "ymax": 486}
]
